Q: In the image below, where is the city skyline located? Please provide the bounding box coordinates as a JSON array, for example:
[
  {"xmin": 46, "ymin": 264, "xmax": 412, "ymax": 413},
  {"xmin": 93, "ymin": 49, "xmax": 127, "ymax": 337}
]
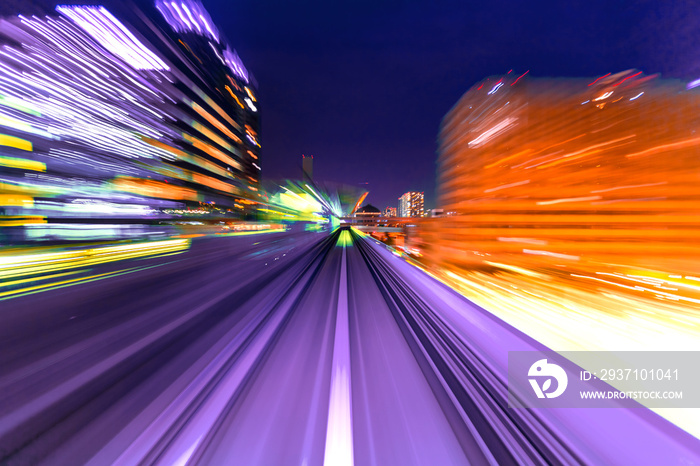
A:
[{"xmin": 129, "ymin": 0, "xmax": 699, "ymax": 210}]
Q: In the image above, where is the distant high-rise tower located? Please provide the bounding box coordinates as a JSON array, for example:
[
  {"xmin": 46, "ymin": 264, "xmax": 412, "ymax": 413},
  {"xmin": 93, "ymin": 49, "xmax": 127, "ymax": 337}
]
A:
[
  {"xmin": 302, "ymin": 154, "xmax": 313, "ymax": 181},
  {"xmin": 398, "ymin": 192, "xmax": 424, "ymax": 217}
]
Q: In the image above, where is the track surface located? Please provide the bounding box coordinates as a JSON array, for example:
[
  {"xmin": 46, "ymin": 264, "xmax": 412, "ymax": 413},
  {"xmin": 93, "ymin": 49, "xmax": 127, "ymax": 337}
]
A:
[{"xmin": 1, "ymin": 229, "xmax": 698, "ymax": 465}]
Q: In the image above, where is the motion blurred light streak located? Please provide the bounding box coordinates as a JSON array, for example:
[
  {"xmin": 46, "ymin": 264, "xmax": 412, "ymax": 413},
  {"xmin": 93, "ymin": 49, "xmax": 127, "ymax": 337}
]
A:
[
  {"xmin": 0, "ymin": 269, "xmax": 81, "ymax": 290},
  {"xmin": 0, "ymin": 134, "xmax": 32, "ymax": 151},
  {"xmin": 0, "ymin": 155, "xmax": 44, "ymax": 172},
  {"xmin": 357, "ymin": 233, "xmax": 571, "ymax": 463},
  {"xmin": 395, "ymin": 69, "xmax": 700, "ymax": 438},
  {"xmin": 156, "ymin": 0, "xmax": 220, "ymax": 42},
  {"xmin": 324, "ymin": 240, "xmax": 354, "ymax": 466},
  {"xmin": 0, "ymin": 262, "xmax": 174, "ymax": 300},
  {"xmin": 1, "ymin": 1, "xmax": 699, "ymax": 463},
  {"xmin": 110, "ymin": 236, "xmax": 336, "ymax": 465},
  {"xmin": 431, "ymin": 70, "xmax": 700, "ymax": 296},
  {"xmin": 223, "ymin": 48, "xmax": 249, "ymax": 83},
  {"xmin": 0, "ymin": 230, "xmax": 698, "ymax": 462},
  {"xmin": 216, "ymin": 227, "xmax": 285, "ymax": 237},
  {"xmin": 357, "ymin": 233, "xmax": 700, "ymax": 462},
  {"xmin": 0, "ymin": 259, "xmax": 251, "ymax": 442},
  {"xmin": 336, "ymin": 230, "xmax": 353, "ymax": 247},
  {"xmin": 0, "ymin": 238, "xmax": 190, "ymax": 281},
  {"xmin": 56, "ymin": 5, "xmax": 168, "ymax": 71},
  {"xmin": 0, "ymin": 1, "xmax": 262, "ymax": 236}
]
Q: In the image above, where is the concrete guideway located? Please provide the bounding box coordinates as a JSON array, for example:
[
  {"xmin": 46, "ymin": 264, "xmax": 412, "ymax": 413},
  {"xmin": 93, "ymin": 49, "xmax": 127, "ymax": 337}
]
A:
[{"xmin": 0, "ymin": 229, "xmax": 697, "ymax": 465}]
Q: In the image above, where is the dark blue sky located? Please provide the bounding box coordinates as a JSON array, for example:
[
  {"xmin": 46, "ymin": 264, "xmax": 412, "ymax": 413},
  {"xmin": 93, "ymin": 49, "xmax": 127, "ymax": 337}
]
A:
[{"xmin": 167, "ymin": 0, "xmax": 698, "ymax": 209}]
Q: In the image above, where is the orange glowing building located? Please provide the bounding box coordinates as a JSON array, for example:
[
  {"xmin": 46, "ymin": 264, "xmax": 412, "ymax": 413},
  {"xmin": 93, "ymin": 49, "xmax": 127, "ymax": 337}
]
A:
[{"xmin": 430, "ymin": 70, "xmax": 700, "ymax": 274}]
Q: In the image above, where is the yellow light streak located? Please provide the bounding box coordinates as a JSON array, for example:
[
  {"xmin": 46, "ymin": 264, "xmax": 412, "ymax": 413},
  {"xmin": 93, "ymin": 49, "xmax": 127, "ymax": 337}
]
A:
[
  {"xmin": 0, "ymin": 134, "xmax": 33, "ymax": 151},
  {"xmin": 0, "ymin": 270, "xmax": 82, "ymax": 289},
  {"xmin": 0, "ymin": 238, "xmax": 191, "ymax": 280},
  {"xmin": 0, "ymin": 155, "xmax": 44, "ymax": 172},
  {"xmin": 0, "ymin": 262, "xmax": 176, "ymax": 301},
  {"xmin": 190, "ymin": 101, "xmax": 240, "ymax": 142},
  {"xmin": 244, "ymin": 87, "xmax": 256, "ymax": 102},
  {"xmin": 0, "ymin": 216, "xmax": 46, "ymax": 227},
  {"xmin": 0, "ymin": 195, "xmax": 34, "ymax": 207},
  {"xmin": 337, "ymin": 230, "xmax": 353, "ymax": 247}
]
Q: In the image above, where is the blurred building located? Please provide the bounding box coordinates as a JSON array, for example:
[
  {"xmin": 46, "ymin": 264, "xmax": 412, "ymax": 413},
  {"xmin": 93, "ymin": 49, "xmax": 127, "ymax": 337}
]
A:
[
  {"xmin": 302, "ymin": 154, "xmax": 313, "ymax": 181},
  {"xmin": 154, "ymin": 0, "xmax": 261, "ymax": 190},
  {"xmin": 398, "ymin": 192, "xmax": 424, "ymax": 218},
  {"xmin": 430, "ymin": 70, "xmax": 700, "ymax": 272},
  {"xmin": 384, "ymin": 207, "xmax": 397, "ymax": 217},
  {"xmin": 0, "ymin": 0, "xmax": 261, "ymax": 241},
  {"xmin": 354, "ymin": 204, "xmax": 381, "ymax": 226}
]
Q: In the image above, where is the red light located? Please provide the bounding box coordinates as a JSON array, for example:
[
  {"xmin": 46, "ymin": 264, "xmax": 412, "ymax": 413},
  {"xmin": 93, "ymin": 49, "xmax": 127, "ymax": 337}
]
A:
[
  {"xmin": 511, "ymin": 70, "xmax": 529, "ymax": 86},
  {"xmin": 613, "ymin": 71, "xmax": 643, "ymax": 87},
  {"xmin": 588, "ymin": 72, "xmax": 611, "ymax": 86}
]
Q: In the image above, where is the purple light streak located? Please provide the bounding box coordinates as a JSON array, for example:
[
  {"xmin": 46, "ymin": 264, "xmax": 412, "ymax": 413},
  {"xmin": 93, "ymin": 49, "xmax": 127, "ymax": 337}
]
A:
[
  {"xmin": 56, "ymin": 5, "xmax": 168, "ymax": 71},
  {"xmin": 155, "ymin": 0, "xmax": 220, "ymax": 43},
  {"xmin": 223, "ymin": 48, "xmax": 249, "ymax": 83}
]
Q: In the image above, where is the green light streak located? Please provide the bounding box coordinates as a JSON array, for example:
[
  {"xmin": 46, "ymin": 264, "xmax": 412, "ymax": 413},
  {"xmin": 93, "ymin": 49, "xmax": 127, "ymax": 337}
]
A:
[{"xmin": 336, "ymin": 230, "xmax": 353, "ymax": 247}]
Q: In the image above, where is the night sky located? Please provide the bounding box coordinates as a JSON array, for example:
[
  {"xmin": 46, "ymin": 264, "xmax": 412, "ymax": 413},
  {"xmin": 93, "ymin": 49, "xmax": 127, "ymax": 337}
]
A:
[{"xmin": 142, "ymin": 0, "xmax": 697, "ymax": 210}]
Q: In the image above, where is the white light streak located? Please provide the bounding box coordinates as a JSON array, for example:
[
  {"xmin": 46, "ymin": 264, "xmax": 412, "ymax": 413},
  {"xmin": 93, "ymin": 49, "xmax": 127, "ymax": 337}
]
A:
[
  {"xmin": 484, "ymin": 179, "xmax": 530, "ymax": 193},
  {"xmin": 244, "ymin": 97, "xmax": 257, "ymax": 112},
  {"xmin": 57, "ymin": 5, "xmax": 168, "ymax": 71},
  {"xmin": 468, "ymin": 117, "xmax": 516, "ymax": 147},
  {"xmin": 323, "ymin": 246, "xmax": 354, "ymax": 466},
  {"xmin": 591, "ymin": 182, "xmax": 667, "ymax": 193},
  {"xmin": 593, "ymin": 91, "xmax": 613, "ymax": 101},
  {"xmin": 524, "ymin": 249, "xmax": 580, "ymax": 260},
  {"xmin": 488, "ymin": 82, "xmax": 504, "ymax": 95},
  {"xmin": 537, "ymin": 196, "xmax": 601, "ymax": 205}
]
